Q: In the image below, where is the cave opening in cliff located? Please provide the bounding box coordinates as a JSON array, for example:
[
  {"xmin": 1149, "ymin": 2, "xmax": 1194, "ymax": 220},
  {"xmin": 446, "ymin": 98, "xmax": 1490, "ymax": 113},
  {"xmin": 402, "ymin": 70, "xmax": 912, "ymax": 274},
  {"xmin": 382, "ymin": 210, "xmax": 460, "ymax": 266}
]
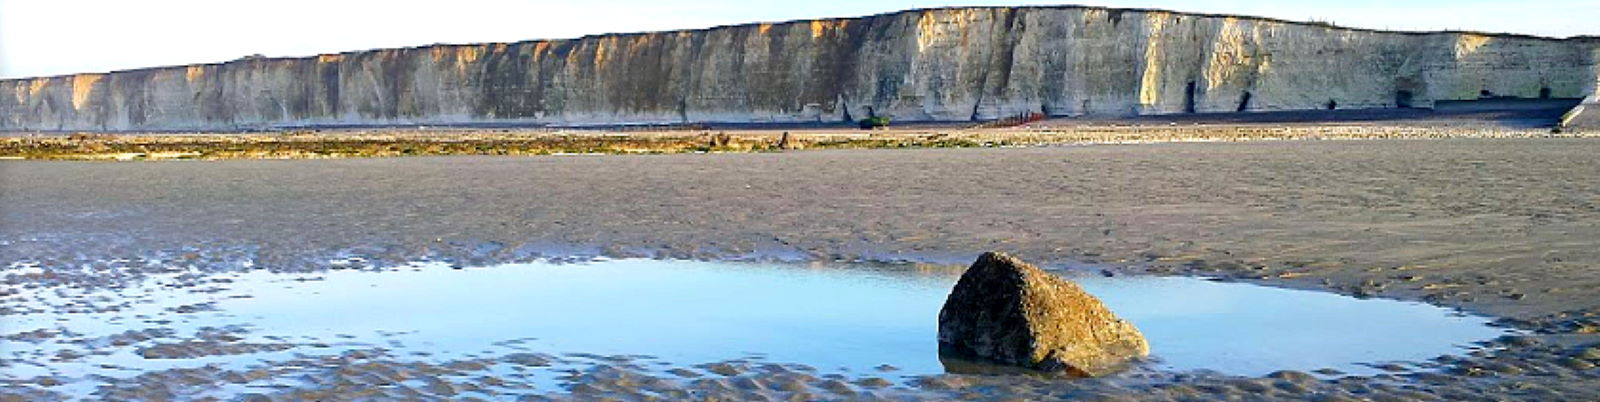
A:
[
  {"xmin": 1236, "ymin": 92, "xmax": 1252, "ymax": 112},
  {"xmin": 1540, "ymin": 87, "xmax": 1553, "ymax": 99},
  {"xmin": 1326, "ymin": 100, "xmax": 1338, "ymax": 110},
  {"xmin": 1396, "ymin": 91, "xmax": 1415, "ymax": 108},
  {"xmin": 1184, "ymin": 81, "xmax": 1198, "ymax": 113}
]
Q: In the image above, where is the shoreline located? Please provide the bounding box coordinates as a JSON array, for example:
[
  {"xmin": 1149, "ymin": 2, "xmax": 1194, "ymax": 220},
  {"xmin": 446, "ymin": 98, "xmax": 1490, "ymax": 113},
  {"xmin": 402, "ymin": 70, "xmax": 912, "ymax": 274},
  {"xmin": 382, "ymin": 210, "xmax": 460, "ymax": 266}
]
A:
[{"xmin": 3, "ymin": 120, "xmax": 1591, "ymax": 161}]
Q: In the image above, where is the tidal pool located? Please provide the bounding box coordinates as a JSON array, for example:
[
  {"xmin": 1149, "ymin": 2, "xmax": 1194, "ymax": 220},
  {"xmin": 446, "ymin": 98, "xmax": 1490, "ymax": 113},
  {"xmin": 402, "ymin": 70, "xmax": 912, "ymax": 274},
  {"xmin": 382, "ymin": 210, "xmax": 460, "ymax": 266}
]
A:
[{"xmin": 2, "ymin": 258, "xmax": 1510, "ymax": 395}]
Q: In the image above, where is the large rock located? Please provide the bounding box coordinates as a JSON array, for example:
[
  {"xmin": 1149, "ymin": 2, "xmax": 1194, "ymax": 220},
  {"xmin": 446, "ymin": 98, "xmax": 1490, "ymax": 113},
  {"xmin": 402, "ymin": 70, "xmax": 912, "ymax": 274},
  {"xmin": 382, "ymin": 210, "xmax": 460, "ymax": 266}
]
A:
[{"xmin": 937, "ymin": 252, "xmax": 1149, "ymax": 376}]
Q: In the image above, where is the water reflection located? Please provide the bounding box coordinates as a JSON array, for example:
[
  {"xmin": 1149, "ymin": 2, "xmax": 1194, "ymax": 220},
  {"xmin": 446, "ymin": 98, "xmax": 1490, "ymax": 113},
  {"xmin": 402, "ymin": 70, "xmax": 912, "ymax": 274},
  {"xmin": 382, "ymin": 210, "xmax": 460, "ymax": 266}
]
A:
[{"xmin": 1, "ymin": 258, "xmax": 1510, "ymax": 382}]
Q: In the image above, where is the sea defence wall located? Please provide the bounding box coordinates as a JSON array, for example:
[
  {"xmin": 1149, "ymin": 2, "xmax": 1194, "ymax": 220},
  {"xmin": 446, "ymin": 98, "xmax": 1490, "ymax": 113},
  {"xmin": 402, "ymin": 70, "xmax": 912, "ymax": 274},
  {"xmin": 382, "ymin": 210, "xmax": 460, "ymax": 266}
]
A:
[
  {"xmin": 1561, "ymin": 48, "xmax": 1600, "ymax": 132},
  {"xmin": 3, "ymin": 6, "xmax": 1598, "ymax": 131},
  {"xmin": 1565, "ymin": 95, "xmax": 1600, "ymax": 131}
]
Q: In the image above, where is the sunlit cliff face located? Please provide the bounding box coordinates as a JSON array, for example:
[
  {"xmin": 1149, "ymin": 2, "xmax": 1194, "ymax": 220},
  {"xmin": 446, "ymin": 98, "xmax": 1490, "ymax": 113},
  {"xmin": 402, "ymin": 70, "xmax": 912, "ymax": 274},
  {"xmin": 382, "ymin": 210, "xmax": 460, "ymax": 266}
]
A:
[
  {"xmin": 0, "ymin": 6, "xmax": 1595, "ymax": 131},
  {"xmin": 185, "ymin": 65, "xmax": 205, "ymax": 83},
  {"xmin": 70, "ymin": 74, "xmax": 101, "ymax": 111}
]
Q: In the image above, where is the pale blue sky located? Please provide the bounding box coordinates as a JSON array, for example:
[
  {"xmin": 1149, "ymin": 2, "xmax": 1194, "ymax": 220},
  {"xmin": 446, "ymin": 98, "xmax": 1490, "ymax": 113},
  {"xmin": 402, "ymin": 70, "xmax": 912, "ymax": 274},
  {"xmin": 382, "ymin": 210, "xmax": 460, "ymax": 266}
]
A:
[{"xmin": 1, "ymin": 0, "xmax": 1596, "ymax": 79}]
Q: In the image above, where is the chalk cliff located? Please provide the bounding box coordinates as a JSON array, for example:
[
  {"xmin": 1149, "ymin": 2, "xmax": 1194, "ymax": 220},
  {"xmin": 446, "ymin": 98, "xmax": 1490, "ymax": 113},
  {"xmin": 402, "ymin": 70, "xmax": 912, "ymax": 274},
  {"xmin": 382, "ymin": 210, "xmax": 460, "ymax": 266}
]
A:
[{"xmin": 3, "ymin": 6, "xmax": 1598, "ymax": 131}]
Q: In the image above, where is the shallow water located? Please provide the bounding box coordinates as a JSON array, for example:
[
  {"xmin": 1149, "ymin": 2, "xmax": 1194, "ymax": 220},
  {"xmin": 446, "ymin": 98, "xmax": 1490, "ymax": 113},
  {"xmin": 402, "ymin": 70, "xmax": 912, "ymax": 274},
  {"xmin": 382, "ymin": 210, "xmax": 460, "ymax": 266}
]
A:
[{"xmin": 1, "ymin": 258, "xmax": 1510, "ymax": 395}]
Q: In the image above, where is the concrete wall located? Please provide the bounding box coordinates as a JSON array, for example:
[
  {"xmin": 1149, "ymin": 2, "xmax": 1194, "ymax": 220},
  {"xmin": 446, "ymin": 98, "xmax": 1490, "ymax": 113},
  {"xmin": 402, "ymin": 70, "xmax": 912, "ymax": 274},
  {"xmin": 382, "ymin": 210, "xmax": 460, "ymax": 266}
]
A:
[
  {"xmin": 3, "ymin": 6, "xmax": 1598, "ymax": 131},
  {"xmin": 1559, "ymin": 45, "xmax": 1600, "ymax": 131},
  {"xmin": 1564, "ymin": 96, "xmax": 1600, "ymax": 131}
]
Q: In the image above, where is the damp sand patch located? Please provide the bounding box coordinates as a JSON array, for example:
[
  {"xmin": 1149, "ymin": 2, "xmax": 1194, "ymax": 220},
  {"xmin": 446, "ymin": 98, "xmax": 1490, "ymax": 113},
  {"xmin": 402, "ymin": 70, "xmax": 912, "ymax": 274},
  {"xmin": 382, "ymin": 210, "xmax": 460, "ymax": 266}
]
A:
[{"xmin": 0, "ymin": 259, "xmax": 1512, "ymax": 398}]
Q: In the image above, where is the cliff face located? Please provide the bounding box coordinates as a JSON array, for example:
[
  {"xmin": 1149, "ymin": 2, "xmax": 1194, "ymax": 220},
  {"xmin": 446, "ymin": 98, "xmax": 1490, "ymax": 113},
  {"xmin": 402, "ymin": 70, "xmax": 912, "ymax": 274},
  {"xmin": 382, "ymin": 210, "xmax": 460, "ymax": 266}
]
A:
[{"xmin": 4, "ymin": 6, "xmax": 1598, "ymax": 131}]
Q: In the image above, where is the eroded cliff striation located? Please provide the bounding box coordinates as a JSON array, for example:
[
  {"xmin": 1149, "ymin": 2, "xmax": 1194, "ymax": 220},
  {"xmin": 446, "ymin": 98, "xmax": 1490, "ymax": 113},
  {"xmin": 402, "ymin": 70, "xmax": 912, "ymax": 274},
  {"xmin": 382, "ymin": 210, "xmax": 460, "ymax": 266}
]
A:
[{"xmin": 4, "ymin": 6, "xmax": 1598, "ymax": 131}]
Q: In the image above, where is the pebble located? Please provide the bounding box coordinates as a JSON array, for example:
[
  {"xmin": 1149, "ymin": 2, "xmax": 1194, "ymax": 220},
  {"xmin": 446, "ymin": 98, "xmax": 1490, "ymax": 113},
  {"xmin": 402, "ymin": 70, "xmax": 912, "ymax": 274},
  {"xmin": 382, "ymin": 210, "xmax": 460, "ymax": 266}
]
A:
[
  {"xmin": 1484, "ymin": 362, "xmax": 1524, "ymax": 375},
  {"xmin": 690, "ymin": 378, "xmax": 735, "ymax": 394},
  {"xmin": 1559, "ymin": 358, "xmax": 1595, "ymax": 370},
  {"xmin": 665, "ymin": 368, "xmax": 700, "ymax": 378},
  {"xmin": 702, "ymin": 362, "xmax": 744, "ymax": 376},
  {"xmin": 237, "ymin": 393, "xmax": 273, "ymax": 402},
  {"xmin": 1578, "ymin": 347, "xmax": 1600, "ymax": 361},
  {"xmin": 1372, "ymin": 363, "xmax": 1409, "ymax": 372},
  {"xmin": 853, "ymin": 377, "xmax": 893, "ymax": 388},
  {"xmin": 445, "ymin": 361, "xmax": 488, "ymax": 371},
  {"xmin": 1153, "ymin": 384, "xmax": 1199, "ymax": 398},
  {"xmin": 1378, "ymin": 390, "xmax": 1442, "ymax": 401},
  {"xmin": 1228, "ymin": 379, "xmax": 1273, "ymax": 393},
  {"xmin": 1500, "ymin": 336, "xmax": 1541, "ymax": 347},
  {"xmin": 772, "ymin": 378, "xmax": 809, "ymax": 392},
  {"xmin": 731, "ymin": 376, "xmax": 766, "ymax": 391},
  {"xmin": 1452, "ymin": 366, "xmax": 1491, "ymax": 377},
  {"xmin": 782, "ymin": 391, "xmax": 817, "ymax": 402},
  {"xmin": 567, "ymin": 383, "xmax": 604, "ymax": 395},
  {"xmin": 1273, "ymin": 380, "xmax": 1310, "ymax": 394},
  {"xmin": 816, "ymin": 379, "xmax": 856, "ymax": 396},
  {"xmin": 1266, "ymin": 370, "xmax": 1316, "ymax": 383},
  {"xmin": 501, "ymin": 353, "xmax": 553, "ymax": 367},
  {"xmin": 912, "ymin": 376, "xmax": 971, "ymax": 390}
]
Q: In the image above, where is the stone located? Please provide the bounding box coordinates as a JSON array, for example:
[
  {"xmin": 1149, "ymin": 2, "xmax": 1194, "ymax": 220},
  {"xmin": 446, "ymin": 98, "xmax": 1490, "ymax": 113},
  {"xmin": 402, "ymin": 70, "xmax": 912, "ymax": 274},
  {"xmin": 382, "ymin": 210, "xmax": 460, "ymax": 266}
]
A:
[
  {"xmin": 1579, "ymin": 347, "xmax": 1600, "ymax": 361},
  {"xmin": 237, "ymin": 393, "xmax": 274, "ymax": 402},
  {"xmin": 937, "ymin": 252, "xmax": 1149, "ymax": 376},
  {"xmin": 1559, "ymin": 358, "xmax": 1595, "ymax": 370}
]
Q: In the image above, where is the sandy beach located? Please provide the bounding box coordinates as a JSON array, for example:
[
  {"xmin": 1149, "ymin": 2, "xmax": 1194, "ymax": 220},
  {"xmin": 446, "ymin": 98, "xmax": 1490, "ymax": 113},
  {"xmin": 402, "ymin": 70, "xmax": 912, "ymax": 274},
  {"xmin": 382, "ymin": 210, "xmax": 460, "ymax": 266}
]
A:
[{"xmin": 3, "ymin": 138, "xmax": 1599, "ymax": 400}]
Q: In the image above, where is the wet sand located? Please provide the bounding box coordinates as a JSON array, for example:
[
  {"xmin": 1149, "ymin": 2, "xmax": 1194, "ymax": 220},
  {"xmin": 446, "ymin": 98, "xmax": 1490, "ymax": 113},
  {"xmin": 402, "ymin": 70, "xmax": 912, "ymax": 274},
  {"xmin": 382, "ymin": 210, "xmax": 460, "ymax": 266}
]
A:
[{"xmin": 3, "ymin": 138, "xmax": 1600, "ymax": 400}]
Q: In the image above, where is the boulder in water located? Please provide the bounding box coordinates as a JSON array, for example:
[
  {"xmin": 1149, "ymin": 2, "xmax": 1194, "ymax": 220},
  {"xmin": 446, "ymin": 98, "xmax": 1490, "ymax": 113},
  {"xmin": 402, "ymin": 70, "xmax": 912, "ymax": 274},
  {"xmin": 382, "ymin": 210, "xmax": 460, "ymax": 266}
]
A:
[{"xmin": 937, "ymin": 252, "xmax": 1149, "ymax": 376}]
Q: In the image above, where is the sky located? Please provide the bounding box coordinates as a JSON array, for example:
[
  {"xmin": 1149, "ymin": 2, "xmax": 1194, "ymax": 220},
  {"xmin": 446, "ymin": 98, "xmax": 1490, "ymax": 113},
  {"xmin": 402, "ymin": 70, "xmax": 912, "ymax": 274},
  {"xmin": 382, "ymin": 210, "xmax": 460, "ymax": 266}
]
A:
[{"xmin": 1, "ymin": 0, "xmax": 1596, "ymax": 79}]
